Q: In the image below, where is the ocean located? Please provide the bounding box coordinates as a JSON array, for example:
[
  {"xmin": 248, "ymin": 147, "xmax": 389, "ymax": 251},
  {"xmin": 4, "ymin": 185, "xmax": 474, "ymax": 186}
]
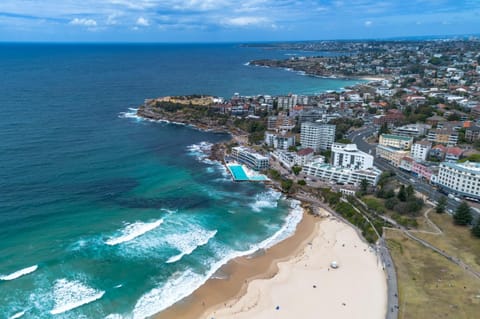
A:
[{"xmin": 0, "ymin": 43, "xmax": 360, "ymax": 319}]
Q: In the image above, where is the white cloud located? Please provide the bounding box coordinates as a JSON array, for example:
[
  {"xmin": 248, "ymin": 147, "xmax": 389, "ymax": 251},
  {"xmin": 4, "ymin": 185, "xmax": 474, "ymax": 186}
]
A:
[
  {"xmin": 222, "ymin": 16, "xmax": 269, "ymax": 27},
  {"xmin": 106, "ymin": 13, "xmax": 121, "ymax": 25},
  {"xmin": 136, "ymin": 16, "xmax": 150, "ymax": 26},
  {"xmin": 173, "ymin": 0, "xmax": 228, "ymax": 11},
  {"xmin": 364, "ymin": 20, "xmax": 372, "ymax": 27},
  {"xmin": 69, "ymin": 18, "xmax": 97, "ymax": 26}
]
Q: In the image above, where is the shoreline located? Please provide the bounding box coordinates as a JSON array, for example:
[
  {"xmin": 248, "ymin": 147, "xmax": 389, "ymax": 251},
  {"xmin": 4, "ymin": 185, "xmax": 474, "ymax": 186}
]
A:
[
  {"xmin": 154, "ymin": 211, "xmax": 320, "ymax": 319},
  {"xmin": 154, "ymin": 207, "xmax": 387, "ymax": 319}
]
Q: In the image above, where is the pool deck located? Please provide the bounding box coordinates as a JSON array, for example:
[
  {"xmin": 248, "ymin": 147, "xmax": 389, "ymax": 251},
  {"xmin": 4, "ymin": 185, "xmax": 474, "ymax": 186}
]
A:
[{"xmin": 226, "ymin": 163, "xmax": 268, "ymax": 182}]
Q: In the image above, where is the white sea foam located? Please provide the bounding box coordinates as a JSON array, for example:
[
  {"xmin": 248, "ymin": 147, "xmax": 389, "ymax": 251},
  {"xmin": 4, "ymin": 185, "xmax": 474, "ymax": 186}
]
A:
[
  {"xmin": 259, "ymin": 199, "xmax": 303, "ymax": 248},
  {"xmin": 166, "ymin": 229, "xmax": 217, "ymax": 263},
  {"xmin": 187, "ymin": 142, "xmax": 229, "ymax": 172},
  {"xmin": 49, "ymin": 279, "xmax": 105, "ymax": 315},
  {"xmin": 105, "ymin": 219, "xmax": 164, "ymax": 246},
  {"xmin": 131, "ymin": 200, "xmax": 304, "ymax": 319},
  {"xmin": 0, "ymin": 265, "xmax": 38, "ymax": 281},
  {"xmin": 118, "ymin": 108, "xmax": 140, "ymax": 120},
  {"xmin": 249, "ymin": 189, "xmax": 282, "ymax": 212},
  {"xmin": 105, "ymin": 314, "xmax": 124, "ymax": 319},
  {"xmin": 8, "ymin": 311, "xmax": 25, "ymax": 319},
  {"xmin": 187, "ymin": 141, "xmax": 213, "ymax": 160},
  {"xmin": 118, "ymin": 108, "xmax": 188, "ymax": 126}
]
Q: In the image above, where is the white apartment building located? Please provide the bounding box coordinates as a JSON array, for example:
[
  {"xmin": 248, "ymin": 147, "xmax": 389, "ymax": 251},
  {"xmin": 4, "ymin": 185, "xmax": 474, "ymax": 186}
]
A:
[
  {"xmin": 271, "ymin": 148, "xmax": 320, "ymax": 168},
  {"xmin": 411, "ymin": 141, "xmax": 432, "ymax": 161},
  {"xmin": 264, "ymin": 132, "xmax": 296, "ymax": 150},
  {"xmin": 231, "ymin": 146, "xmax": 269, "ymax": 171},
  {"xmin": 300, "ymin": 122, "xmax": 336, "ymax": 151},
  {"xmin": 302, "ymin": 162, "xmax": 382, "ymax": 186},
  {"xmin": 331, "ymin": 143, "xmax": 374, "ymax": 170},
  {"xmin": 379, "ymin": 134, "xmax": 413, "ymax": 150},
  {"xmin": 436, "ymin": 161, "xmax": 480, "ymax": 200}
]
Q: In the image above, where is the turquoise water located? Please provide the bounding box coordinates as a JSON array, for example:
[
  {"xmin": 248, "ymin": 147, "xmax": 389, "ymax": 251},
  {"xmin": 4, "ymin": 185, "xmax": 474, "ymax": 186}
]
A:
[
  {"xmin": 0, "ymin": 43, "xmax": 360, "ymax": 319},
  {"xmin": 249, "ymin": 175, "xmax": 268, "ymax": 181},
  {"xmin": 228, "ymin": 165, "xmax": 249, "ymax": 181}
]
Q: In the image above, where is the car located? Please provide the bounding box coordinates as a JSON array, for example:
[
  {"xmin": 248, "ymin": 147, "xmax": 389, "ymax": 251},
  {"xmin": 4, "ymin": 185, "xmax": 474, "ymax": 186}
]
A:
[{"xmin": 465, "ymin": 196, "xmax": 480, "ymax": 203}]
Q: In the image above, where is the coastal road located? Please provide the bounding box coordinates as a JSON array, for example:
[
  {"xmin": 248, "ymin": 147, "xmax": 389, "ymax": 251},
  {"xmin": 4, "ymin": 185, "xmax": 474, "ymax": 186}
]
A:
[
  {"xmin": 348, "ymin": 127, "xmax": 462, "ymax": 213},
  {"xmin": 378, "ymin": 237, "xmax": 399, "ymax": 319}
]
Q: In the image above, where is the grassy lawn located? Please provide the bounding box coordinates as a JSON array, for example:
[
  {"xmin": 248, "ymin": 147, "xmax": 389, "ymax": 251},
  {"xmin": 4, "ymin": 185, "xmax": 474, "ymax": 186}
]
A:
[
  {"xmin": 385, "ymin": 229, "xmax": 480, "ymax": 319},
  {"xmin": 362, "ymin": 195, "xmax": 420, "ymax": 228},
  {"xmin": 413, "ymin": 212, "xmax": 480, "ymax": 274}
]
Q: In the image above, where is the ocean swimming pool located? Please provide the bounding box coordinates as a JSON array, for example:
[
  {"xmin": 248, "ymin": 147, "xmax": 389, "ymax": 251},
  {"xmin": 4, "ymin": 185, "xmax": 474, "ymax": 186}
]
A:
[{"xmin": 227, "ymin": 165, "xmax": 249, "ymax": 181}]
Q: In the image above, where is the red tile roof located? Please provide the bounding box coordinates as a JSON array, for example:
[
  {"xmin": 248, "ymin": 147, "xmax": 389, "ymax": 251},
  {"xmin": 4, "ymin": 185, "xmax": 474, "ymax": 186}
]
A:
[
  {"xmin": 446, "ymin": 147, "xmax": 463, "ymax": 156},
  {"xmin": 297, "ymin": 148, "xmax": 314, "ymax": 156}
]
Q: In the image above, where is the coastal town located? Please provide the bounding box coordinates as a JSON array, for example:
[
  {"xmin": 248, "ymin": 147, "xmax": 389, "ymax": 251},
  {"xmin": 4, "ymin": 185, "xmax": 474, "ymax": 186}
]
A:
[{"xmin": 138, "ymin": 38, "xmax": 480, "ymax": 319}]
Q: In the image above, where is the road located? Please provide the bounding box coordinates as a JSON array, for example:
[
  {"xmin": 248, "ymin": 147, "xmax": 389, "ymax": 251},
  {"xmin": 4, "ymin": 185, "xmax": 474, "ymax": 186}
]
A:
[
  {"xmin": 347, "ymin": 127, "xmax": 461, "ymax": 213},
  {"xmin": 378, "ymin": 237, "xmax": 399, "ymax": 319}
]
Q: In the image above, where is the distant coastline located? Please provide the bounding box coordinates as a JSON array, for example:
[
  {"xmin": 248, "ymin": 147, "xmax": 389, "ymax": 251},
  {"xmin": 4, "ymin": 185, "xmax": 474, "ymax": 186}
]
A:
[{"xmin": 247, "ymin": 58, "xmax": 390, "ymax": 83}]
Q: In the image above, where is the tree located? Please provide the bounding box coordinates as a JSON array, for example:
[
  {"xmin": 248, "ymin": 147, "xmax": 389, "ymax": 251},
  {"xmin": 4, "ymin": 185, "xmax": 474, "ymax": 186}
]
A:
[
  {"xmin": 447, "ymin": 113, "xmax": 461, "ymax": 121},
  {"xmin": 471, "ymin": 219, "xmax": 480, "ymax": 238},
  {"xmin": 385, "ymin": 197, "xmax": 398, "ymax": 210},
  {"xmin": 360, "ymin": 178, "xmax": 369, "ymax": 194},
  {"xmin": 406, "ymin": 185, "xmax": 414, "ymax": 200},
  {"xmin": 337, "ymin": 138, "xmax": 352, "ymax": 144},
  {"xmin": 292, "ymin": 166, "xmax": 302, "ymax": 176},
  {"xmin": 436, "ymin": 196, "xmax": 447, "ymax": 214},
  {"xmin": 397, "ymin": 185, "xmax": 407, "ymax": 202},
  {"xmin": 281, "ymin": 179, "xmax": 293, "ymax": 193},
  {"xmin": 378, "ymin": 123, "xmax": 390, "ymax": 136},
  {"xmin": 453, "ymin": 202, "xmax": 473, "ymax": 226},
  {"xmin": 298, "ymin": 180, "xmax": 306, "ymax": 186}
]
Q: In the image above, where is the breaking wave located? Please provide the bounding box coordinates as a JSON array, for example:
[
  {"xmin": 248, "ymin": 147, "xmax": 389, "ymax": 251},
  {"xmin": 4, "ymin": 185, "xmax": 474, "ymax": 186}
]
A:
[
  {"xmin": 249, "ymin": 189, "xmax": 282, "ymax": 212},
  {"xmin": 49, "ymin": 279, "xmax": 105, "ymax": 315},
  {"xmin": 166, "ymin": 229, "xmax": 218, "ymax": 263},
  {"xmin": 105, "ymin": 219, "xmax": 164, "ymax": 246},
  {"xmin": 0, "ymin": 265, "xmax": 38, "ymax": 281}
]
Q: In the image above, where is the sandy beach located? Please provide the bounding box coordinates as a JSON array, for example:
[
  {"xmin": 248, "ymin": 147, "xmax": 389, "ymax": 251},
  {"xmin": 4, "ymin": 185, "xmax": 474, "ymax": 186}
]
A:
[{"xmin": 156, "ymin": 208, "xmax": 387, "ymax": 319}]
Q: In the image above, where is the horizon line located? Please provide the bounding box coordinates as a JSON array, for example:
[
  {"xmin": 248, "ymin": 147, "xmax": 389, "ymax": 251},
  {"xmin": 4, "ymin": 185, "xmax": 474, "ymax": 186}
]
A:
[{"xmin": 1, "ymin": 32, "xmax": 479, "ymax": 45}]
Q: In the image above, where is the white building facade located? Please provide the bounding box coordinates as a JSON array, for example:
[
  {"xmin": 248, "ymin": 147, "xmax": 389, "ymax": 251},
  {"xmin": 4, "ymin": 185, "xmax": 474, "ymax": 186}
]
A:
[
  {"xmin": 411, "ymin": 141, "xmax": 432, "ymax": 161},
  {"xmin": 302, "ymin": 162, "xmax": 382, "ymax": 186},
  {"xmin": 300, "ymin": 122, "xmax": 336, "ymax": 151},
  {"xmin": 231, "ymin": 146, "xmax": 269, "ymax": 171},
  {"xmin": 331, "ymin": 143, "xmax": 374, "ymax": 170},
  {"xmin": 436, "ymin": 161, "xmax": 480, "ymax": 200},
  {"xmin": 264, "ymin": 132, "xmax": 296, "ymax": 150}
]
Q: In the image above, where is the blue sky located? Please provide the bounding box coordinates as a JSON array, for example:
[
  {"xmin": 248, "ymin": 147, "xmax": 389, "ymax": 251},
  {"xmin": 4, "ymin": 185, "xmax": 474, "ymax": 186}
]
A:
[{"xmin": 0, "ymin": 0, "xmax": 479, "ymax": 42}]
